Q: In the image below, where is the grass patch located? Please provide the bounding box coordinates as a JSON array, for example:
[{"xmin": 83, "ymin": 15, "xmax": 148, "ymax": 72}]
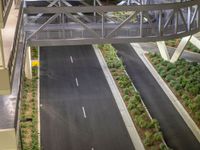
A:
[{"xmin": 20, "ymin": 45, "xmax": 39, "ymax": 150}]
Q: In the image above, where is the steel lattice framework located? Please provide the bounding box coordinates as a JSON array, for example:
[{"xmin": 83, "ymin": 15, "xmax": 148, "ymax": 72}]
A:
[{"xmin": 23, "ymin": 0, "xmax": 200, "ymax": 46}]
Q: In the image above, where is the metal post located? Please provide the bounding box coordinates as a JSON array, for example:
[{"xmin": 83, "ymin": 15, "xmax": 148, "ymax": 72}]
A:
[
  {"xmin": 102, "ymin": 13, "xmax": 104, "ymax": 38},
  {"xmin": 158, "ymin": 10, "xmax": 163, "ymax": 36},
  {"xmin": 140, "ymin": 11, "xmax": 143, "ymax": 37},
  {"xmin": 93, "ymin": 0, "xmax": 96, "ymax": 17}
]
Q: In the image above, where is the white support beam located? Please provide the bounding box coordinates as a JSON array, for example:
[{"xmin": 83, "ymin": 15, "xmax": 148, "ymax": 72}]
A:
[
  {"xmin": 0, "ymin": 30, "xmax": 5, "ymax": 68},
  {"xmin": 0, "ymin": 30, "xmax": 10, "ymax": 95},
  {"xmin": 25, "ymin": 46, "xmax": 32, "ymax": 79},
  {"xmin": 190, "ymin": 35, "xmax": 200, "ymax": 50},
  {"xmin": 156, "ymin": 41, "xmax": 170, "ymax": 61},
  {"xmin": 170, "ymin": 35, "xmax": 192, "ymax": 63}
]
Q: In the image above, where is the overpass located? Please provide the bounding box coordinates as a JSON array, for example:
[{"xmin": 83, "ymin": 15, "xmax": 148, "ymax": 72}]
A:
[{"xmin": 0, "ymin": 0, "xmax": 200, "ymax": 149}]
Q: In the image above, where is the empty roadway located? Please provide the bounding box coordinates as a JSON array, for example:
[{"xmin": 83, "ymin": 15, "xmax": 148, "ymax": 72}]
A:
[
  {"xmin": 40, "ymin": 45, "xmax": 134, "ymax": 150},
  {"xmin": 112, "ymin": 44, "xmax": 200, "ymax": 150}
]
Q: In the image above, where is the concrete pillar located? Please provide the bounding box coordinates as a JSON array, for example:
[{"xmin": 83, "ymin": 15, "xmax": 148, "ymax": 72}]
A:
[
  {"xmin": 156, "ymin": 41, "xmax": 170, "ymax": 61},
  {"xmin": 25, "ymin": 46, "xmax": 32, "ymax": 79},
  {"xmin": 170, "ymin": 35, "xmax": 192, "ymax": 63},
  {"xmin": 0, "ymin": 129, "xmax": 17, "ymax": 150},
  {"xmin": 190, "ymin": 36, "xmax": 200, "ymax": 50},
  {"xmin": 0, "ymin": 30, "xmax": 5, "ymax": 68},
  {"xmin": 0, "ymin": 29, "xmax": 11, "ymax": 95}
]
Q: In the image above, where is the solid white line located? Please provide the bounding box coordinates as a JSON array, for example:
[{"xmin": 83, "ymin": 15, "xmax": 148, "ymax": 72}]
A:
[
  {"xmin": 75, "ymin": 77, "xmax": 79, "ymax": 87},
  {"xmin": 91, "ymin": 147, "xmax": 94, "ymax": 150},
  {"xmin": 70, "ymin": 56, "xmax": 74, "ymax": 63},
  {"xmin": 82, "ymin": 106, "xmax": 87, "ymax": 118},
  {"xmin": 38, "ymin": 46, "xmax": 41, "ymax": 149}
]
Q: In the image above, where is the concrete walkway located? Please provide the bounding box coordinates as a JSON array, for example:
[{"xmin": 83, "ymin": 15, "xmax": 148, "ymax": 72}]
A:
[{"xmin": 139, "ymin": 42, "xmax": 200, "ymax": 63}]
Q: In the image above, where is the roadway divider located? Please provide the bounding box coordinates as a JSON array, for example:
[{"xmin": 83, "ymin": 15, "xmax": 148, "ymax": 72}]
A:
[{"xmin": 93, "ymin": 45, "xmax": 145, "ymax": 150}]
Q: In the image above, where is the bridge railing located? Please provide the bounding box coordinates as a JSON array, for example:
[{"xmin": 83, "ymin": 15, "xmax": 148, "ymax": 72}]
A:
[
  {"xmin": 0, "ymin": 0, "xmax": 13, "ymax": 27},
  {"xmin": 23, "ymin": 0, "xmax": 200, "ymax": 45}
]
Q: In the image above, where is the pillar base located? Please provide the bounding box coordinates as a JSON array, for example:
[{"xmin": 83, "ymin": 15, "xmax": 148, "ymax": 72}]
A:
[
  {"xmin": 0, "ymin": 68, "xmax": 11, "ymax": 95},
  {"xmin": 0, "ymin": 128, "xmax": 17, "ymax": 150}
]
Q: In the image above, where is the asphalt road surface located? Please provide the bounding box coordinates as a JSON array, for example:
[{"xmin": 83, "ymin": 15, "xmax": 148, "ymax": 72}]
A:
[
  {"xmin": 112, "ymin": 44, "xmax": 200, "ymax": 150},
  {"xmin": 40, "ymin": 45, "xmax": 134, "ymax": 150}
]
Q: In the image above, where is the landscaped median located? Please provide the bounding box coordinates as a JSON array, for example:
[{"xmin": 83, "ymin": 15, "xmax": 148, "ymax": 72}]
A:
[
  {"xmin": 98, "ymin": 44, "xmax": 170, "ymax": 150},
  {"xmin": 20, "ymin": 47, "xmax": 39, "ymax": 150},
  {"xmin": 147, "ymin": 53, "xmax": 200, "ymax": 128}
]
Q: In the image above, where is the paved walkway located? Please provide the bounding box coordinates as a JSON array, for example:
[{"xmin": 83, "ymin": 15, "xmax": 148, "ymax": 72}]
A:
[{"xmin": 139, "ymin": 42, "xmax": 200, "ymax": 63}]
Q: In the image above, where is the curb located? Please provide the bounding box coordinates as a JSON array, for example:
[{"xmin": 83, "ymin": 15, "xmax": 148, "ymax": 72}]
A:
[
  {"xmin": 131, "ymin": 43, "xmax": 200, "ymax": 143},
  {"xmin": 37, "ymin": 46, "xmax": 41, "ymax": 149},
  {"xmin": 93, "ymin": 45, "xmax": 145, "ymax": 150}
]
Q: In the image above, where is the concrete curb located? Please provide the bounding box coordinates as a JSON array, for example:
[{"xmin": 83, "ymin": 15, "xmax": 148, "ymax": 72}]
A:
[
  {"xmin": 37, "ymin": 46, "xmax": 41, "ymax": 149},
  {"xmin": 93, "ymin": 45, "xmax": 145, "ymax": 150},
  {"xmin": 131, "ymin": 43, "xmax": 200, "ymax": 143}
]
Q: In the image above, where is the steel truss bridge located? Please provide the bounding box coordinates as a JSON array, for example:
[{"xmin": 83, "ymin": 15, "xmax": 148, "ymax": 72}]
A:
[
  {"xmin": 0, "ymin": 0, "xmax": 200, "ymax": 95},
  {"xmin": 23, "ymin": 0, "xmax": 200, "ymax": 46},
  {"xmin": 0, "ymin": 1, "xmax": 200, "ymax": 149}
]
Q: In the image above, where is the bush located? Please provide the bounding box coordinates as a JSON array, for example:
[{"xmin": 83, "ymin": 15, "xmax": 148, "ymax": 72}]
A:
[
  {"xmin": 165, "ymin": 75, "xmax": 173, "ymax": 82},
  {"xmin": 135, "ymin": 113, "xmax": 149, "ymax": 128}
]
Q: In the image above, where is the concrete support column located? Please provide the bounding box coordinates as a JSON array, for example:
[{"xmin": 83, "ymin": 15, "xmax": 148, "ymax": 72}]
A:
[
  {"xmin": 0, "ymin": 30, "xmax": 11, "ymax": 95},
  {"xmin": 156, "ymin": 41, "xmax": 170, "ymax": 61},
  {"xmin": 0, "ymin": 30, "xmax": 5, "ymax": 68},
  {"xmin": 190, "ymin": 36, "xmax": 200, "ymax": 50},
  {"xmin": 170, "ymin": 35, "xmax": 192, "ymax": 63},
  {"xmin": 25, "ymin": 46, "xmax": 32, "ymax": 79},
  {"xmin": 0, "ymin": 129, "xmax": 17, "ymax": 150}
]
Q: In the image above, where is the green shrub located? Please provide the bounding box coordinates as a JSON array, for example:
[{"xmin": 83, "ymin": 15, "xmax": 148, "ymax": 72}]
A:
[{"xmin": 165, "ymin": 75, "xmax": 173, "ymax": 82}]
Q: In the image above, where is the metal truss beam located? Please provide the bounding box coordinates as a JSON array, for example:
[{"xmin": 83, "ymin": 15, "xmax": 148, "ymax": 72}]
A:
[
  {"xmin": 24, "ymin": 0, "xmax": 199, "ymax": 14},
  {"xmin": 24, "ymin": 0, "xmax": 200, "ymax": 44}
]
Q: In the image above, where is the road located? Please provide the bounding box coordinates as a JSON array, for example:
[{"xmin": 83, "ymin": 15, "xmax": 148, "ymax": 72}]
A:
[
  {"xmin": 112, "ymin": 44, "xmax": 200, "ymax": 150},
  {"xmin": 40, "ymin": 45, "xmax": 134, "ymax": 150}
]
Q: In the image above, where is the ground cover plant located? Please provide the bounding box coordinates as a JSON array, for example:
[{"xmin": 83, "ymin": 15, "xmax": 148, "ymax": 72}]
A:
[
  {"xmin": 147, "ymin": 52, "xmax": 200, "ymax": 127},
  {"xmin": 99, "ymin": 44, "xmax": 170, "ymax": 150},
  {"xmin": 20, "ymin": 48, "xmax": 39, "ymax": 150}
]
